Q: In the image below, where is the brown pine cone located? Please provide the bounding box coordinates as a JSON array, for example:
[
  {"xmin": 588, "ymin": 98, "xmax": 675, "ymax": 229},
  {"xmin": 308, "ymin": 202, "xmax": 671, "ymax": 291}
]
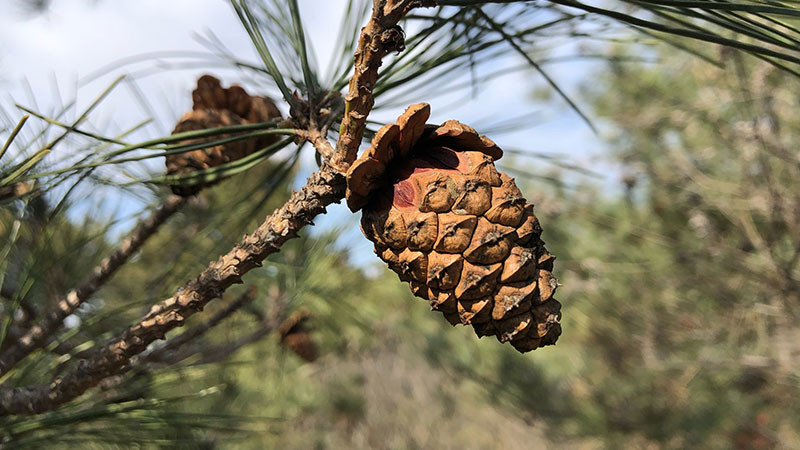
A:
[
  {"xmin": 278, "ymin": 308, "xmax": 318, "ymax": 362},
  {"xmin": 346, "ymin": 104, "xmax": 561, "ymax": 353},
  {"xmin": 165, "ymin": 75, "xmax": 282, "ymax": 196}
]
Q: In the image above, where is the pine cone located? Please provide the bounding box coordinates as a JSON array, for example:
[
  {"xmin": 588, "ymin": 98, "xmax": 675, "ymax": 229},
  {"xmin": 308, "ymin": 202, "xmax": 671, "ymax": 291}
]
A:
[
  {"xmin": 278, "ymin": 308, "xmax": 318, "ymax": 362},
  {"xmin": 0, "ymin": 181, "xmax": 33, "ymax": 202},
  {"xmin": 165, "ymin": 75, "xmax": 282, "ymax": 196},
  {"xmin": 346, "ymin": 104, "xmax": 561, "ymax": 353}
]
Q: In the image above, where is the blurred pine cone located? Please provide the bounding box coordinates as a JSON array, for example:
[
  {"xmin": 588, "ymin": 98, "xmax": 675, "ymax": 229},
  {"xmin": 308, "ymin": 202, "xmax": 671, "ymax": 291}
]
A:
[
  {"xmin": 166, "ymin": 74, "xmax": 282, "ymax": 196},
  {"xmin": 0, "ymin": 181, "xmax": 33, "ymax": 202},
  {"xmin": 346, "ymin": 104, "xmax": 561, "ymax": 353},
  {"xmin": 278, "ymin": 308, "xmax": 318, "ymax": 363}
]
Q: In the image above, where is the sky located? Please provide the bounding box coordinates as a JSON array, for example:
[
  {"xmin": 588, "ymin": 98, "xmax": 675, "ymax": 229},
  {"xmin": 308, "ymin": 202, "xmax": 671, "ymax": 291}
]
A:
[{"xmin": 0, "ymin": 0, "xmax": 613, "ymax": 266}]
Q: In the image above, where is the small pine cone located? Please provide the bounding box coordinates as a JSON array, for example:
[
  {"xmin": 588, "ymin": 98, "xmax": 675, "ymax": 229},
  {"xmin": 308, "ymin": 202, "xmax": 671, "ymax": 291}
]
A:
[
  {"xmin": 278, "ymin": 308, "xmax": 318, "ymax": 362},
  {"xmin": 165, "ymin": 74, "xmax": 282, "ymax": 196},
  {"xmin": 346, "ymin": 104, "xmax": 561, "ymax": 353},
  {"xmin": 0, "ymin": 181, "xmax": 33, "ymax": 202}
]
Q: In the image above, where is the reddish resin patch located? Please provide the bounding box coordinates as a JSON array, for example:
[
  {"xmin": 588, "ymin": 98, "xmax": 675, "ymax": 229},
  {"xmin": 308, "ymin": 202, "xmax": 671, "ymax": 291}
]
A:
[
  {"xmin": 393, "ymin": 179, "xmax": 419, "ymax": 209},
  {"xmin": 389, "ymin": 146, "xmax": 478, "ymax": 211}
]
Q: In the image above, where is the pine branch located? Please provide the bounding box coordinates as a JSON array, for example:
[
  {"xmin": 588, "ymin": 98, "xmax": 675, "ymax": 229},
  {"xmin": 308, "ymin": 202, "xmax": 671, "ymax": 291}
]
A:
[
  {"xmin": 547, "ymin": 0, "xmax": 800, "ymax": 67},
  {"xmin": 332, "ymin": 0, "xmax": 433, "ymax": 168},
  {"xmin": 141, "ymin": 286, "xmax": 259, "ymax": 365},
  {"xmin": 0, "ymin": 0, "xmax": 422, "ymax": 417},
  {"xmin": 191, "ymin": 323, "xmax": 273, "ymax": 366},
  {"xmin": 0, "ymin": 195, "xmax": 187, "ymax": 377},
  {"xmin": 0, "ymin": 165, "xmax": 344, "ymax": 416},
  {"xmin": 300, "ymin": 127, "xmax": 336, "ymax": 161},
  {"xmin": 96, "ymin": 287, "xmax": 270, "ymax": 402}
]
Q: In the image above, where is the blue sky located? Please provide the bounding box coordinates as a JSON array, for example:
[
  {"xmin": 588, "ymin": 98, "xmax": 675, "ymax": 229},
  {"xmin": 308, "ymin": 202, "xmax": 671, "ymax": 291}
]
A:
[{"xmin": 0, "ymin": 0, "xmax": 616, "ymax": 266}]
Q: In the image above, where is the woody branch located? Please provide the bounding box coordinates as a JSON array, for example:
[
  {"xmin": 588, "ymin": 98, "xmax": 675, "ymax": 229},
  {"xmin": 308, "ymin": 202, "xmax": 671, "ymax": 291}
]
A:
[
  {"xmin": 0, "ymin": 194, "xmax": 187, "ymax": 377},
  {"xmin": 0, "ymin": 0, "xmax": 424, "ymax": 416}
]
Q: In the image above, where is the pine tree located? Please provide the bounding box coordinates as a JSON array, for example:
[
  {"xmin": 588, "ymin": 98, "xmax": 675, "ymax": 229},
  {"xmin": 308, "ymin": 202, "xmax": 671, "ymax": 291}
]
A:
[{"xmin": 2, "ymin": 0, "xmax": 800, "ymax": 447}]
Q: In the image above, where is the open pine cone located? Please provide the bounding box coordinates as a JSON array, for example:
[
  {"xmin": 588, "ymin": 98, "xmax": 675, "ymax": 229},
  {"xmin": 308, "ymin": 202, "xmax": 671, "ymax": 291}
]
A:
[
  {"xmin": 346, "ymin": 104, "xmax": 561, "ymax": 353},
  {"xmin": 166, "ymin": 75, "xmax": 282, "ymax": 196}
]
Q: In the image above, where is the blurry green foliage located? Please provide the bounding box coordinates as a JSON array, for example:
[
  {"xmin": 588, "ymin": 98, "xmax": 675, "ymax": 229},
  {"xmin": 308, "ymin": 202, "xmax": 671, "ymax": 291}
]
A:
[{"xmin": 532, "ymin": 45, "xmax": 800, "ymax": 448}]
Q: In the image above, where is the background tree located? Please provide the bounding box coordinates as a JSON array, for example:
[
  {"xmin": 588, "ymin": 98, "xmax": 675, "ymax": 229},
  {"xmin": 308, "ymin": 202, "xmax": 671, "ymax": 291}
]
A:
[{"xmin": 1, "ymin": 0, "xmax": 800, "ymax": 448}]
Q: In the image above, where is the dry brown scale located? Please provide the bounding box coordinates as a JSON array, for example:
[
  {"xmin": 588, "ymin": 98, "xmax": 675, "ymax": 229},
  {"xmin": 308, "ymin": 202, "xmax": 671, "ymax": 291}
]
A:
[
  {"xmin": 345, "ymin": 103, "xmax": 561, "ymax": 353},
  {"xmin": 165, "ymin": 74, "xmax": 282, "ymax": 196}
]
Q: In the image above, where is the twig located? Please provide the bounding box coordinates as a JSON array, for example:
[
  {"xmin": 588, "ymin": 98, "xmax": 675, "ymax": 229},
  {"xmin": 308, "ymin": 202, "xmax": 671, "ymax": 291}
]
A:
[
  {"xmin": 95, "ymin": 287, "xmax": 265, "ymax": 401},
  {"xmin": 142, "ymin": 286, "xmax": 258, "ymax": 365},
  {"xmin": 0, "ymin": 195, "xmax": 186, "ymax": 377},
  {"xmin": 191, "ymin": 324, "xmax": 273, "ymax": 366},
  {"xmin": 332, "ymin": 0, "xmax": 429, "ymax": 168},
  {"xmin": 191, "ymin": 305, "xmax": 311, "ymax": 366},
  {"xmin": 0, "ymin": 0, "xmax": 422, "ymax": 416},
  {"xmin": 300, "ymin": 127, "xmax": 336, "ymax": 162},
  {"xmin": 0, "ymin": 165, "xmax": 344, "ymax": 415}
]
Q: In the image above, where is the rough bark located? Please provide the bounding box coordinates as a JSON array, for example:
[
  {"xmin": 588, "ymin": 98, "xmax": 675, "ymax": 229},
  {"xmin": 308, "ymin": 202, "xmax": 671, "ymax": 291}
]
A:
[
  {"xmin": 331, "ymin": 0, "xmax": 428, "ymax": 168},
  {"xmin": 0, "ymin": 0, "xmax": 422, "ymax": 417},
  {"xmin": 0, "ymin": 194, "xmax": 186, "ymax": 377},
  {"xmin": 0, "ymin": 165, "xmax": 344, "ymax": 416},
  {"xmin": 141, "ymin": 286, "xmax": 259, "ymax": 365}
]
